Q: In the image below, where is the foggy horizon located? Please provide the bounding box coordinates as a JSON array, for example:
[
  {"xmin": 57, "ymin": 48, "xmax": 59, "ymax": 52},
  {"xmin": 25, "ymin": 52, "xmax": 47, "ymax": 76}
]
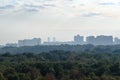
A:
[
  {"xmin": 1, "ymin": 34, "xmax": 120, "ymax": 45},
  {"xmin": 0, "ymin": 0, "xmax": 120, "ymax": 45}
]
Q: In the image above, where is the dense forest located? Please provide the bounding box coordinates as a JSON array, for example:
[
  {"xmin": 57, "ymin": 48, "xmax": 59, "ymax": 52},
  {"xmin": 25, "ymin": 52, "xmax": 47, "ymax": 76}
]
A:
[{"xmin": 0, "ymin": 46, "xmax": 120, "ymax": 80}]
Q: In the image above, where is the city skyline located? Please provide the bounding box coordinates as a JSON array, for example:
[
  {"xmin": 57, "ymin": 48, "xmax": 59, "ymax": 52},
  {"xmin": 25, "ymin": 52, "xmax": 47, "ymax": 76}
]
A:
[
  {"xmin": 0, "ymin": 0, "xmax": 120, "ymax": 44},
  {"xmin": 2, "ymin": 35, "xmax": 120, "ymax": 47}
]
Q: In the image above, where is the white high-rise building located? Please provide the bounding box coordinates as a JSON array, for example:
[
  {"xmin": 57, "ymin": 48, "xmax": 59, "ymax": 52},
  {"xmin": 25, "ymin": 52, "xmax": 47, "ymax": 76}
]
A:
[
  {"xmin": 74, "ymin": 35, "xmax": 84, "ymax": 44},
  {"xmin": 86, "ymin": 36, "xmax": 96, "ymax": 44}
]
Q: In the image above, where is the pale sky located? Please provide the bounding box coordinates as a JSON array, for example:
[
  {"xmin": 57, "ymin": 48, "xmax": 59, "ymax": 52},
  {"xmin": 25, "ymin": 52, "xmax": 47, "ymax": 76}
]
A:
[{"xmin": 0, "ymin": 0, "xmax": 120, "ymax": 44}]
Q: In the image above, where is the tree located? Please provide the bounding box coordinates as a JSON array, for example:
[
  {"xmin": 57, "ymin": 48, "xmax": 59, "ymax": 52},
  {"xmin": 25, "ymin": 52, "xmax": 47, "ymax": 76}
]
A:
[
  {"xmin": 44, "ymin": 73, "xmax": 56, "ymax": 80},
  {"xmin": 0, "ymin": 72, "xmax": 5, "ymax": 80}
]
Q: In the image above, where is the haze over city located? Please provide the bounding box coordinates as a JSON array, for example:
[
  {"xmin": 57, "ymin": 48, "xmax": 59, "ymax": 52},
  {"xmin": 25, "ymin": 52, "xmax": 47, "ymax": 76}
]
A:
[
  {"xmin": 1, "ymin": 1, "xmax": 120, "ymax": 80},
  {"xmin": 0, "ymin": 0, "xmax": 120, "ymax": 44}
]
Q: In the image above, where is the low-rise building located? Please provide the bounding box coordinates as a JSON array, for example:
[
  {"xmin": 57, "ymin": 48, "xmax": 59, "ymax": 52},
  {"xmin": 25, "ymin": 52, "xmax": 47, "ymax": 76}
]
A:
[{"xmin": 18, "ymin": 38, "xmax": 41, "ymax": 47}]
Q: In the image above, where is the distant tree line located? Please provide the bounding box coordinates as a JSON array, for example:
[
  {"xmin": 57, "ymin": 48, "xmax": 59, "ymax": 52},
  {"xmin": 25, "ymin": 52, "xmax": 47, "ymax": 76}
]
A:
[{"xmin": 0, "ymin": 44, "xmax": 120, "ymax": 54}]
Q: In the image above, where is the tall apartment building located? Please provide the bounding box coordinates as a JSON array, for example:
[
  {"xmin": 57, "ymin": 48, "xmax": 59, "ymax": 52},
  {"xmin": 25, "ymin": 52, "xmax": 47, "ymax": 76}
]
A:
[
  {"xmin": 95, "ymin": 35, "xmax": 113, "ymax": 45},
  {"xmin": 74, "ymin": 35, "xmax": 84, "ymax": 44},
  {"xmin": 86, "ymin": 36, "xmax": 96, "ymax": 44}
]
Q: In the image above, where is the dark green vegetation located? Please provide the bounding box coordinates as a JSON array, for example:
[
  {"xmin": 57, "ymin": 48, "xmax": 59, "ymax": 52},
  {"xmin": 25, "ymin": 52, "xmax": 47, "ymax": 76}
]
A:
[{"xmin": 0, "ymin": 45, "xmax": 120, "ymax": 80}]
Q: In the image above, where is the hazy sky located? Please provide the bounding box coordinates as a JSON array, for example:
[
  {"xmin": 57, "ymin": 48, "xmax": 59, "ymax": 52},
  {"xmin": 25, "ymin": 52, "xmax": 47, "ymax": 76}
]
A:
[{"xmin": 0, "ymin": 0, "xmax": 120, "ymax": 44}]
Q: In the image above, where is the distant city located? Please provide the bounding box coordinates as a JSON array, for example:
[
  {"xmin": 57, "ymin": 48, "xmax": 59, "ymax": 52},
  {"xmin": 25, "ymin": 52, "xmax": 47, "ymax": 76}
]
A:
[{"xmin": 1, "ymin": 35, "xmax": 120, "ymax": 48}]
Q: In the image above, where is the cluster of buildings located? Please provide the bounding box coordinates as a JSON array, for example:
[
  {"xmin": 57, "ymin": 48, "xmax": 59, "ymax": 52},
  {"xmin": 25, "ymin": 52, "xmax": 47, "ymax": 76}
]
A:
[
  {"xmin": 5, "ymin": 38, "xmax": 41, "ymax": 47},
  {"xmin": 3, "ymin": 35, "xmax": 120, "ymax": 47},
  {"xmin": 86, "ymin": 35, "xmax": 113, "ymax": 45}
]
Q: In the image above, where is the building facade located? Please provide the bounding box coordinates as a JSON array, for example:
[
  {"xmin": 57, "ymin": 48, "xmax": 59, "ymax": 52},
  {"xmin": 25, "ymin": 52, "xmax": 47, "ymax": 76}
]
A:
[
  {"xmin": 18, "ymin": 38, "xmax": 41, "ymax": 47},
  {"xmin": 74, "ymin": 35, "xmax": 84, "ymax": 44}
]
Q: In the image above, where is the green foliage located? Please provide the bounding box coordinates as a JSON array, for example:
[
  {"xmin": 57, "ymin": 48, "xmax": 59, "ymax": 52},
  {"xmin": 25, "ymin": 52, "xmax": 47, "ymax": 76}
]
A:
[
  {"xmin": 0, "ymin": 49, "xmax": 120, "ymax": 80},
  {"xmin": 0, "ymin": 72, "xmax": 5, "ymax": 80},
  {"xmin": 18, "ymin": 73, "xmax": 31, "ymax": 80}
]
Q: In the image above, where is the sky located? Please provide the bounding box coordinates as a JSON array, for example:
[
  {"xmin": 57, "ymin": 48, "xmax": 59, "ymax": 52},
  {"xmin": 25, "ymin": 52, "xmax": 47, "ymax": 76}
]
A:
[{"xmin": 0, "ymin": 0, "xmax": 120, "ymax": 44}]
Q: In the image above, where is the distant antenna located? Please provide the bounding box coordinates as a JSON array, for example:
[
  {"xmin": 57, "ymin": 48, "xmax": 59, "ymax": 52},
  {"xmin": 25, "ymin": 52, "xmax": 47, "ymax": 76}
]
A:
[
  {"xmin": 53, "ymin": 37, "xmax": 56, "ymax": 42},
  {"xmin": 48, "ymin": 37, "xmax": 50, "ymax": 42}
]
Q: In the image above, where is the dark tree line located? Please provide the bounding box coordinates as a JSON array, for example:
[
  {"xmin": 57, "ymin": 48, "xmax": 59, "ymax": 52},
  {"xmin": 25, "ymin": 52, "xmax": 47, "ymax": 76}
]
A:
[{"xmin": 1, "ymin": 44, "xmax": 120, "ymax": 54}]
